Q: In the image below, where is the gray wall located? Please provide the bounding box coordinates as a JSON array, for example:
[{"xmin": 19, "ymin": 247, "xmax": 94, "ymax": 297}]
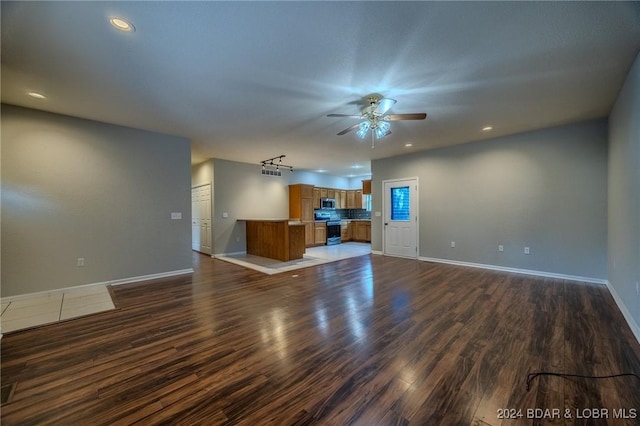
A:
[
  {"xmin": 191, "ymin": 158, "xmax": 358, "ymax": 255},
  {"xmin": 608, "ymin": 51, "xmax": 640, "ymax": 329},
  {"xmin": 1, "ymin": 105, "xmax": 192, "ymax": 297},
  {"xmin": 372, "ymin": 119, "xmax": 608, "ymax": 280}
]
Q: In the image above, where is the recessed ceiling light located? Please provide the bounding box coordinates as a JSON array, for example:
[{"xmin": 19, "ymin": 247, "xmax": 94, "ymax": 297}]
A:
[
  {"xmin": 405, "ymin": 143, "xmax": 413, "ymax": 147},
  {"xmin": 27, "ymin": 92, "xmax": 46, "ymax": 99},
  {"xmin": 109, "ymin": 17, "xmax": 135, "ymax": 32},
  {"xmin": 316, "ymin": 169, "xmax": 327, "ymax": 173},
  {"xmin": 482, "ymin": 125, "xmax": 493, "ymax": 131},
  {"xmin": 351, "ymin": 164, "xmax": 363, "ymax": 169}
]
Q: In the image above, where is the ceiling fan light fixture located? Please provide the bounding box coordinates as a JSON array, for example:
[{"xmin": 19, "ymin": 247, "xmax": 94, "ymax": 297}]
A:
[
  {"xmin": 356, "ymin": 121, "xmax": 371, "ymax": 139},
  {"xmin": 375, "ymin": 121, "xmax": 391, "ymax": 139}
]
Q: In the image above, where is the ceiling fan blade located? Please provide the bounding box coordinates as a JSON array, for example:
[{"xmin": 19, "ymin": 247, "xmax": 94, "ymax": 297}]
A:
[
  {"xmin": 386, "ymin": 113, "xmax": 427, "ymax": 121},
  {"xmin": 374, "ymin": 98, "xmax": 396, "ymax": 115},
  {"xmin": 337, "ymin": 123, "xmax": 361, "ymax": 135},
  {"xmin": 327, "ymin": 113, "xmax": 361, "ymax": 118}
]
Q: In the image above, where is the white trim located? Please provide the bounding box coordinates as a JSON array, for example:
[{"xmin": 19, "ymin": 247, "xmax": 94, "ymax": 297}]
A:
[
  {"xmin": 419, "ymin": 256, "xmax": 608, "ymax": 285},
  {"xmin": 370, "ymin": 250, "xmax": 383, "ymax": 256},
  {"xmin": 605, "ymin": 280, "xmax": 640, "ymax": 344},
  {"xmin": 213, "ymin": 251, "xmax": 246, "ymax": 258},
  {"xmin": 107, "ymin": 269, "xmax": 193, "ymax": 286},
  {"xmin": 1, "ymin": 269, "xmax": 194, "ymax": 302}
]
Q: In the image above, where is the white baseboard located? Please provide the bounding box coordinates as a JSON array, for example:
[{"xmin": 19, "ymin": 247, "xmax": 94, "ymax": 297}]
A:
[
  {"xmin": 1, "ymin": 269, "xmax": 194, "ymax": 302},
  {"xmin": 371, "ymin": 250, "xmax": 383, "ymax": 255},
  {"xmin": 605, "ymin": 280, "xmax": 640, "ymax": 344},
  {"xmin": 213, "ymin": 251, "xmax": 246, "ymax": 258},
  {"xmin": 419, "ymin": 256, "xmax": 608, "ymax": 285},
  {"xmin": 108, "ymin": 269, "xmax": 193, "ymax": 286}
]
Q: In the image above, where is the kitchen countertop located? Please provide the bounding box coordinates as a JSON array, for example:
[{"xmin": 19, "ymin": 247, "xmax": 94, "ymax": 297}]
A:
[{"xmin": 239, "ymin": 218, "xmax": 304, "ymax": 225}]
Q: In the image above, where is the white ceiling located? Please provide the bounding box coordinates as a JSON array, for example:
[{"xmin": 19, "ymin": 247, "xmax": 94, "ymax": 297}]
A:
[{"xmin": 2, "ymin": 2, "xmax": 639, "ymax": 177}]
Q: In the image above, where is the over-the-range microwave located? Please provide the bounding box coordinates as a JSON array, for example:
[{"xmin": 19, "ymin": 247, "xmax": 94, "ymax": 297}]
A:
[{"xmin": 320, "ymin": 198, "xmax": 336, "ymax": 209}]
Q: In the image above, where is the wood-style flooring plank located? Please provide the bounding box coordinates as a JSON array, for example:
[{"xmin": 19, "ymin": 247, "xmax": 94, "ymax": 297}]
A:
[{"xmin": 2, "ymin": 253, "xmax": 639, "ymax": 425}]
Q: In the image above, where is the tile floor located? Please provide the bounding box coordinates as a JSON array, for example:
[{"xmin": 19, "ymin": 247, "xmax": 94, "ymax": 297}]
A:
[
  {"xmin": 215, "ymin": 242, "xmax": 372, "ymax": 275},
  {"xmin": 1, "ymin": 285, "xmax": 115, "ymax": 334}
]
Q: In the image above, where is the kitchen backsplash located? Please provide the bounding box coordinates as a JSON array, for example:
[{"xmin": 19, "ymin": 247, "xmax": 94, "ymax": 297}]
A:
[{"xmin": 315, "ymin": 209, "xmax": 371, "ymax": 220}]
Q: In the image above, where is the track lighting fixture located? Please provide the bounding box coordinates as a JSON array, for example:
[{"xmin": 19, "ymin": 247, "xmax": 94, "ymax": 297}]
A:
[{"xmin": 260, "ymin": 155, "xmax": 294, "ymax": 176}]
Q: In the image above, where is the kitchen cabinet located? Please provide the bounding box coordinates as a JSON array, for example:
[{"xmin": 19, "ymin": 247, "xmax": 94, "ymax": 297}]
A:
[
  {"xmin": 289, "ymin": 184, "xmax": 315, "ymax": 247},
  {"xmin": 346, "ymin": 190, "xmax": 363, "ymax": 209},
  {"xmin": 334, "ymin": 190, "xmax": 341, "ymax": 209},
  {"xmin": 362, "ymin": 179, "xmax": 372, "ymax": 195},
  {"xmin": 314, "ymin": 221, "xmax": 326, "ymax": 245},
  {"xmin": 312, "ymin": 187, "xmax": 320, "ymax": 209},
  {"xmin": 351, "ymin": 221, "xmax": 371, "ymax": 242},
  {"xmin": 327, "ymin": 188, "xmax": 335, "ymax": 199},
  {"xmin": 304, "ymin": 222, "xmax": 314, "ymax": 246},
  {"xmin": 289, "ymin": 184, "xmax": 314, "ymax": 221},
  {"xmin": 339, "ymin": 190, "xmax": 347, "ymax": 209},
  {"xmin": 320, "ymin": 188, "xmax": 328, "ymax": 198},
  {"xmin": 346, "ymin": 190, "xmax": 355, "ymax": 208},
  {"xmin": 244, "ymin": 220, "xmax": 305, "ymax": 261},
  {"xmin": 341, "ymin": 220, "xmax": 350, "ymax": 242}
]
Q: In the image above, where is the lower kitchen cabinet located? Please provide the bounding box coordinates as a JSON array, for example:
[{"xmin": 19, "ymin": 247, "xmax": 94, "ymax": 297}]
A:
[
  {"xmin": 340, "ymin": 221, "xmax": 350, "ymax": 242},
  {"xmin": 314, "ymin": 222, "xmax": 327, "ymax": 245},
  {"xmin": 351, "ymin": 221, "xmax": 371, "ymax": 242},
  {"xmin": 304, "ymin": 222, "xmax": 314, "ymax": 247}
]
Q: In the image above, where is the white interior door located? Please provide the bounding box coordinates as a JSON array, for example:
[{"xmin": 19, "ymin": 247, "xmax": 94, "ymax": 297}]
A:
[
  {"xmin": 192, "ymin": 184, "xmax": 212, "ymax": 254},
  {"xmin": 192, "ymin": 187, "xmax": 201, "ymax": 251},
  {"xmin": 383, "ymin": 178, "xmax": 418, "ymax": 258}
]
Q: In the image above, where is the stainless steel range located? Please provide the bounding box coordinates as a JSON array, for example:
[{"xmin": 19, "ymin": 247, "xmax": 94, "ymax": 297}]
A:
[
  {"xmin": 325, "ymin": 220, "xmax": 341, "ymax": 245},
  {"xmin": 315, "ymin": 211, "xmax": 342, "ymax": 245}
]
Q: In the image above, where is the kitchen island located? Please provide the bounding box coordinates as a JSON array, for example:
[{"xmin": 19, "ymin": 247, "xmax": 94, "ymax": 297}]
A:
[{"xmin": 240, "ymin": 219, "xmax": 306, "ymax": 262}]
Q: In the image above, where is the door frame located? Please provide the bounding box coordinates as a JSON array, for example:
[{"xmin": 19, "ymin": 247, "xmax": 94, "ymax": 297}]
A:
[{"xmin": 382, "ymin": 177, "xmax": 419, "ymax": 259}]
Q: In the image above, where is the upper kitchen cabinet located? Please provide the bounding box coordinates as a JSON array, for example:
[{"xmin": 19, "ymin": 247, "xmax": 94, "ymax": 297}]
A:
[
  {"xmin": 346, "ymin": 190, "xmax": 362, "ymax": 209},
  {"xmin": 362, "ymin": 179, "xmax": 371, "ymax": 195},
  {"xmin": 313, "ymin": 187, "xmax": 320, "ymax": 209},
  {"xmin": 339, "ymin": 190, "xmax": 347, "ymax": 209},
  {"xmin": 289, "ymin": 184, "xmax": 314, "ymax": 222}
]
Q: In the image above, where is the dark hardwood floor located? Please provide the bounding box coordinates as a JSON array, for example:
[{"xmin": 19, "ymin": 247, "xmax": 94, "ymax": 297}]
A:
[{"xmin": 2, "ymin": 253, "xmax": 639, "ymax": 425}]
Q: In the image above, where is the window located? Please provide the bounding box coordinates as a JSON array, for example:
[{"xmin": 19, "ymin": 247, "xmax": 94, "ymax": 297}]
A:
[
  {"xmin": 364, "ymin": 194, "xmax": 372, "ymax": 212},
  {"xmin": 390, "ymin": 186, "xmax": 410, "ymax": 221}
]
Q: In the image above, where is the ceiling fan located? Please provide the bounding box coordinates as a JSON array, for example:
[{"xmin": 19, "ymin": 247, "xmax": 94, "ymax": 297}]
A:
[{"xmin": 328, "ymin": 94, "xmax": 427, "ymax": 147}]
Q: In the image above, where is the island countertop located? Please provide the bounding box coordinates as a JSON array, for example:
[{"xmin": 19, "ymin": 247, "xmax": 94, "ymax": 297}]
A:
[{"xmin": 239, "ymin": 218, "xmax": 304, "ymax": 225}]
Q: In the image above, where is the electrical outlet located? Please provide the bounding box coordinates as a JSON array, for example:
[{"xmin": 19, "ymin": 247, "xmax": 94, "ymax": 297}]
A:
[
  {"xmin": 450, "ymin": 241, "xmax": 456, "ymax": 248},
  {"xmin": 77, "ymin": 257, "xmax": 85, "ymax": 267},
  {"xmin": 524, "ymin": 247, "xmax": 530, "ymax": 255},
  {"xmin": 498, "ymin": 244, "xmax": 504, "ymax": 252}
]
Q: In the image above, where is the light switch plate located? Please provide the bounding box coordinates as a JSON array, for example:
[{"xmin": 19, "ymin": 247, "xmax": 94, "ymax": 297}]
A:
[
  {"xmin": 171, "ymin": 212, "xmax": 182, "ymax": 220},
  {"xmin": 222, "ymin": 212, "xmax": 229, "ymax": 218}
]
